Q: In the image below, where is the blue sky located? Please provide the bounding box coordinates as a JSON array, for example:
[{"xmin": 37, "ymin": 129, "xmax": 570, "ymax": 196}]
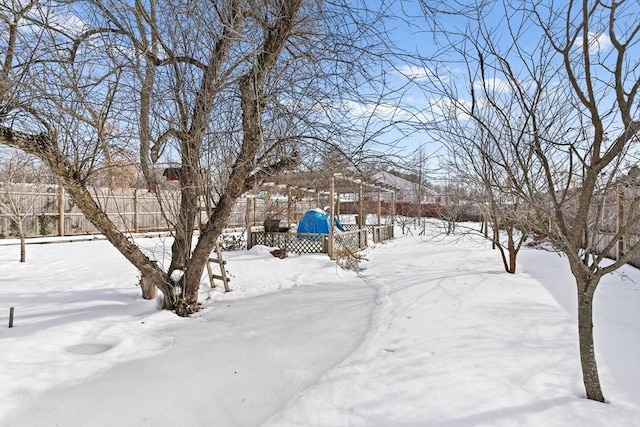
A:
[{"xmin": 351, "ymin": 0, "xmax": 640, "ymax": 175}]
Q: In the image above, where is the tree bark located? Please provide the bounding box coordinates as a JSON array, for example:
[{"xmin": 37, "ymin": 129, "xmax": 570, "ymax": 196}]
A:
[
  {"xmin": 18, "ymin": 221, "xmax": 25, "ymax": 263},
  {"xmin": 507, "ymin": 227, "xmax": 516, "ymax": 274},
  {"xmin": 169, "ymin": 175, "xmax": 198, "ymax": 275},
  {"xmin": 140, "ymin": 268, "xmax": 159, "ymax": 299},
  {"xmin": 508, "ymin": 247, "xmax": 516, "ymax": 274},
  {"xmin": 577, "ymin": 281, "xmax": 604, "ymax": 402}
]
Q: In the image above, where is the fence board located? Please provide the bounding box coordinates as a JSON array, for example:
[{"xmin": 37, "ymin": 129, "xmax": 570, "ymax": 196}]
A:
[{"xmin": 594, "ymin": 231, "xmax": 640, "ymax": 268}]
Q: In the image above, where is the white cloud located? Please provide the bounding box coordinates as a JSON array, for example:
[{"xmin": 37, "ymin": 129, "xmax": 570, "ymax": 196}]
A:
[
  {"xmin": 344, "ymin": 96, "xmax": 474, "ymax": 125},
  {"xmin": 18, "ymin": 4, "xmax": 88, "ymax": 39},
  {"xmin": 51, "ymin": 12, "xmax": 88, "ymax": 36},
  {"xmin": 426, "ymin": 97, "xmax": 473, "ymax": 122},
  {"xmin": 345, "ymin": 100, "xmax": 414, "ymax": 121},
  {"xmin": 473, "ymin": 77, "xmax": 512, "ymax": 94},
  {"xmin": 574, "ymin": 32, "xmax": 613, "ymax": 55},
  {"xmin": 396, "ymin": 65, "xmax": 435, "ymax": 81}
]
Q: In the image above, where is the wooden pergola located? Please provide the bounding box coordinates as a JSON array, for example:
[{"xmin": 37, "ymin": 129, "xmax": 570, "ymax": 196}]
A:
[{"xmin": 247, "ymin": 171, "xmax": 398, "ymax": 259}]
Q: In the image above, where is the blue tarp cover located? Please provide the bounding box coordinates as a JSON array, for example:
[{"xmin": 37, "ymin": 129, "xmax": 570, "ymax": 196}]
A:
[{"xmin": 297, "ymin": 209, "xmax": 345, "ymax": 234}]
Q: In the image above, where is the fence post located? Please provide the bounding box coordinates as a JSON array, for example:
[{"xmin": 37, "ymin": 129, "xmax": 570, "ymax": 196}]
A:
[
  {"xmin": 133, "ymin": 189, "xmax": 139, "ymax": 233},
  {"xmin": 245, "ymin": 196, "xmax": 253, "ymax": 247},
  {"xmin": 57, "ymin": 185, "xmax": 65, "ymax": 236},
  {"xmin": 618, "ymin": 184, "xmax": 625, "ymax": 259},
  {"xmin": 287, "ymin": 187, "xmax": 292, "ymax": 226}
]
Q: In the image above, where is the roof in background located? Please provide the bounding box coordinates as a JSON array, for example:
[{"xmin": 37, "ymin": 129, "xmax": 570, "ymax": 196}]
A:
[{"xmin": 372, "ymin": 171, "xmax": 438, "ymax": 195}]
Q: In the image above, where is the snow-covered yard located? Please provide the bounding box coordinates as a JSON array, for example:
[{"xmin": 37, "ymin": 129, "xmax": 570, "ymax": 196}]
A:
[{"xmin": 0, "ymin": 224, "xmax": 638, "ymax": 426}]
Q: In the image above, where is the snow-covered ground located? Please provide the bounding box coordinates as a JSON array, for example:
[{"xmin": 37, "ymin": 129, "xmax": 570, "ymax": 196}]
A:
[{"xmin": 0, "ymin": 223, "xmax": 638, "ymax": 426}]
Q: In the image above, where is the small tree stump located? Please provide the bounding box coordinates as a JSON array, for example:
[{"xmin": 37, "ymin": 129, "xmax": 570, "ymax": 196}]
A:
[
  {"xmin": 140, "ymin": 275, "xmax": 158, "ymax": 299},
  {"xmin": 270, "ymin": 248, "xmax": 288, "ymax": 259}
]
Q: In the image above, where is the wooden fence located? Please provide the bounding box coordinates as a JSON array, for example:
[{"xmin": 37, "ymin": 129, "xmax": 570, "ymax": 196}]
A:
[
  {"xmin": 343, "ymin": 224, "xmax": 394, "ymax": 243},
  {"xmin": 595, "ymin": 231, "xmax": 640, "ymax": 268},
  {"xmin": 0, "ymin": 185, "xmax": 316, "ymax": 238},
  {"xmin": 0, "ymin": 186, "xmax": 174, "ymax": 236}
]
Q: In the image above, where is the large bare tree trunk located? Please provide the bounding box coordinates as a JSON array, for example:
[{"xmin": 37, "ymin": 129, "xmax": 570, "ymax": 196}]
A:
[
  {"xmin": 577, "ymin": 282, "xmax": 604, "ymax": 402},
  {"xmin": 176, "ymin": 0, "xmax": 303, "ymax": 315},
  {"xmin": 169, "ymin": 177, "xmax": 198, "ymax": 274}
]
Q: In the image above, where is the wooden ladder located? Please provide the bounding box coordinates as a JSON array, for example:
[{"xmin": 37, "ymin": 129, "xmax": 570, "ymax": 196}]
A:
[{"xmin": 207, "ymin": 243, "xmax": 231, "ymax": 292}]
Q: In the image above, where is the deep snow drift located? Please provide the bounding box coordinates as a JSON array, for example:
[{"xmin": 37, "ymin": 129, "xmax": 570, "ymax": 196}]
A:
[{"xmin": 0, "ymin": 224, "xmax": 638, "ymax": 426}]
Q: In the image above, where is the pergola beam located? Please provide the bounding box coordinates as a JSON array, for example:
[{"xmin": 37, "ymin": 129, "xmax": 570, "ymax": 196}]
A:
[
  {"xmin": 253, "ymin": 172, "xmax": 397, "ymax": 195},
  {"xmin": 249, "ymin": 171, "xmax": 398, "ymax": 230}
]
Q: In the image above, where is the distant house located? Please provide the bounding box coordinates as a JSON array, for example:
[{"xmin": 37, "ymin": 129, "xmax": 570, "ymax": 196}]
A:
[
  {"xmin": 371, "ymin": 171, "xmax": 441, "ymax": 204},
  {"xmin": 162, "ymin": 167, "xmax": 182, "ymax": 181}
]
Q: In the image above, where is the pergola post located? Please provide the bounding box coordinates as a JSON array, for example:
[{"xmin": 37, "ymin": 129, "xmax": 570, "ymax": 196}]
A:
[
  {"xmin": 329, "ymin": 175, "xmax": 336, "ymax": 259},
  {"xmin": 253, "ymin": 196, "xmax": 257, "ymax": 224},
  {"xmin": 287, "ymin": 186, "xmax": 292, "ymax": 227},
  {"xmin": 358, "ymin": 181, "xmax": 364, "ymax": 228},
  {"xmin": 391, "ymin": 191, "xmax": 396, "ymax": 236},
  {"xmin": 377, "ymin": 190, "xmax": 381, "ymax": 226},
  {"xmin": 245, "ymin": 195, "xmax": 253, "ymax": 228}
]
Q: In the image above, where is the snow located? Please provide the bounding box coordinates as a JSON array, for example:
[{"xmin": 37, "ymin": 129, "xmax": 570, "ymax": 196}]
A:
[{"xmin": 0, "ymin": 223, "xmax": 638, "ymax": 426}]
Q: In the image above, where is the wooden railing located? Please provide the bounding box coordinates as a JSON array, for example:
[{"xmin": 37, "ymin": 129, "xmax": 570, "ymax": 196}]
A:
[
  {"xmin": 248, "ymin": 229, "xmax": 328, "ymax": 254},
  {"xmin": 248, "ymin": 223, "xmax": 394, "ymax": 257},
  {"xmin": 334, "ymin": 229, "xmax": 368, "ymax": 254}
]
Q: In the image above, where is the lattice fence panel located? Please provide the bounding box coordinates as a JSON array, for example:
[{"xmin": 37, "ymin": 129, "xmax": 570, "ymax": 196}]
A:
[{"xmin": 249, "ymin": 232, "xmax": 327, "ymax": 253}]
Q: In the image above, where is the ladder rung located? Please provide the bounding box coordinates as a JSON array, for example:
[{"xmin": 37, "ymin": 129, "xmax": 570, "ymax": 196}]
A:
[{"xmin": 208, "ymin": 244, "xmax": 230, "ymax": 292}]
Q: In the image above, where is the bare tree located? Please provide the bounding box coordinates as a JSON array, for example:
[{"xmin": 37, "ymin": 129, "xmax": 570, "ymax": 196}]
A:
[
  {"xmin": 401, "ymin": 147, "xmax": 433, "ymax": 235},
  {"xmin": 436, "ymin": 177, "xmax": 471, "ymax": 235},
  {"xmin": 0, "ymin": 152, "xmax": 50, "ymax": 262},
  {"xmin": 416, "ymin": 0, "xmax": 639, "ymax": 402},
  {"xmin": 438, "ymin": 97, "xmax": 534, "ymax": 273},
  {"xmin": 1, "ymin": 0, "xmax": 395, "ymax": 315},
  {"xmin": 524, "ymin": 0, "xmax": 640, "ymax": 402}
]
